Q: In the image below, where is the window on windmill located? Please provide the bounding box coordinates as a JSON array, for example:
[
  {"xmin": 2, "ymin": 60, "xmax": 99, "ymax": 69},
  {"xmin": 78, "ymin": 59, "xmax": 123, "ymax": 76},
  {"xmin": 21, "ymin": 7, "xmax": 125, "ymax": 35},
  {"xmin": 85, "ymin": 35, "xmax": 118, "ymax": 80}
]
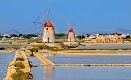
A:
[{"xmin": 46, "ymin": 28, "xmax": 48, "ymax": 30}]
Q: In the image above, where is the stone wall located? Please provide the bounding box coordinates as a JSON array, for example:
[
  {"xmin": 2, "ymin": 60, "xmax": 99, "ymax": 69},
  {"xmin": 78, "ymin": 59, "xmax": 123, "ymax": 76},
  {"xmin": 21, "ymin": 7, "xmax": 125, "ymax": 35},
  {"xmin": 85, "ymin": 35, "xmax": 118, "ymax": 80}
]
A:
[{"xmin": 3, "ymin": 50, "xmax": 33, "ymax": 80}]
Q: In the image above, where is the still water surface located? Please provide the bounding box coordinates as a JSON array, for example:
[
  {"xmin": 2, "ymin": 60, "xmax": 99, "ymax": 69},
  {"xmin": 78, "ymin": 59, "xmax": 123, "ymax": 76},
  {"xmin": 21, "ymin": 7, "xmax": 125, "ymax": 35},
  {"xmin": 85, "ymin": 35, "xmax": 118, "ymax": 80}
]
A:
[
  {"xmin": 28, "ymin": 55, "xmax": 131, "ymax": 80},
  {"xmin": 0, "ymin": 44, "xmax": 28, "ymax": 48},
  {"xmin": 46, "ymin": 54, "xmax": 131, "ymax": 64},
  {"xmin": 78, "ymin": 45, "xmax": 131, "ymax": 49},
  {"xmin": 0, "ymin": 52, "xmax": 15, "ymax": 80},
  {"xmin": 1, "ymin": 52, "xmax": 131, "ymax": 80}
]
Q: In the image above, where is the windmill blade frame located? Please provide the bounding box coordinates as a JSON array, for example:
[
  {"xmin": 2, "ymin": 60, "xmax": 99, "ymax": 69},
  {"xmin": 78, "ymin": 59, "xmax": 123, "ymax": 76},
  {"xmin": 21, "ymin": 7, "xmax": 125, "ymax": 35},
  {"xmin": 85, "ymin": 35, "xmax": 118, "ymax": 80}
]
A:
[
  {"xmin": 66, "ymin": 21, "xmax": 71, "ymax": 30},
  {"xmin": 45, "ymin": 8, "xmax": 50, "ymax": 22},
  {"xmin": 71, "ymin": 22, "xmax": 76, "ymax": 28},
  {"xmin": 40, "ymin": 12, "xmax": 45, "ymax": 23},
  {"xmin": 33, "ymin": 8, "xmax": 52, "ymax": 37}
]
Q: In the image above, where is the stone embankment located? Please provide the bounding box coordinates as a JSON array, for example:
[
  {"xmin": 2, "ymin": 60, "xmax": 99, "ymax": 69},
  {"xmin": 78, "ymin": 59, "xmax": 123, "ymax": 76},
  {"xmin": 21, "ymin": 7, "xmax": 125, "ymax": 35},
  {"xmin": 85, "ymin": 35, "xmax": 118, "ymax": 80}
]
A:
[
  {"xmin": 33, "ymin": 52, "xmax": 54, "ymax": 66},
  {"xmin": 55, "ymin": 64, "xmax": 131, "ymax": 67},
  {"xmin": 3, "ymin": 50, "xmax": 33, "ymax": 80},
  {"xmin": 52, "ymin": 49, "xmax": 131, "ymax": 56},
  {"xmin": 80, "ymin": 43, "xmax": 131, "ymax": 46}
]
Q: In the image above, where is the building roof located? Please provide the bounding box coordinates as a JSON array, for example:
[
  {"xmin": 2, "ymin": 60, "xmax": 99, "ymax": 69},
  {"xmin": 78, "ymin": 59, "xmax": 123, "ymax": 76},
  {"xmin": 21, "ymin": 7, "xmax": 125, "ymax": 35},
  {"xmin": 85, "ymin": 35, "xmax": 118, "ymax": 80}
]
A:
[
  {"xmin": 69, "ymin": 28, "xmax": 74, "ymax": 32},
  {"xmin": 44, "ymin": 20, "xmax": 53, "ymax": 27}
]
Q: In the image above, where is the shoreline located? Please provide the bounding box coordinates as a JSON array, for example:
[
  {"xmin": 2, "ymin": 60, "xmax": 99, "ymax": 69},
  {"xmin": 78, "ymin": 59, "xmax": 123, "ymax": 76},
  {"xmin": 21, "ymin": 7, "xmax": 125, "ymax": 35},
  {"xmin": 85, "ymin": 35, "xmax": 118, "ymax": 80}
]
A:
[
  {"xmin": 0, "ymin": 42, "xmax": 131, "ymax": 46},
  {"xmin": 52, "ymin": 52, "xmax": 131, "ymax": 56},
  {"xmin": 52, "ymin": 49, "xmax": 131, "ymax": 56},
  {"xmin": 1, "ymin": 49, "xmax": 131, "ymax": 56},
  {"xmin": 80, "ymin": 43, "xmax": 131, "ymax": 46}
]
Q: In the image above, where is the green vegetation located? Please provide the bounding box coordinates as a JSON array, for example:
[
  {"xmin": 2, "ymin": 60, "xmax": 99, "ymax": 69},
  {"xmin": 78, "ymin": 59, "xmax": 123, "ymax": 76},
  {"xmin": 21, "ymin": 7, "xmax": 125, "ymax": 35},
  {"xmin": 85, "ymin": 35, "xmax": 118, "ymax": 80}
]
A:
[
  {"xmin": 86, "ymin": 34, "xmax": 91, "ymax": 37},
  {"xmin": 55, "ymin": 33, "xmax": 67, "ymax": 40},
  {"xmin": 16, "ymin": 57, "xmax": 25, "ymax": 61},
  {"xmin": 55, "ymin": 33, "xmax": 67, "ymax": 37},
  {"xmin": 11, "ymin": 70, "xmax": 33, "ymax": 80},
  {"xmin": 10, "ymin": 34, "xmax": 18, "ymax": 37},
  {"xmin": 28, "ymin": 38, "xmax": 42, "ymax": 43},
  {"xmin": 15, "ymin": 62, "xmax": 25, "ymax": 69},
  {"xmin": 23, "ymin": 34, "xmax": 38, "ymax": 39},
  {"xmin": 11, "ymin": 57, "xmax": 33, "ymax": 80},
  {"xmin": 0, "ymin": 35, "xmax": 2, "ymax": 38},
  {"xmin": 29, "ymin": 47, "xmax": 38, "ymax": 53},
  {"xmin": 0, "ymin": 35, "xmax": 2, "ymax": 40},
  {"xmin": 0, "ymin": 47, "xmax": 5, "ymax": 50},
  {"xmin": 76, "ymin": 35, "xmax": 85, "ymax": 40},
  {"xmin": 13, "ymin": 46, "xmax": 19, "ymax": 50},
  {"xmin": 32, "ymin": 43, "xmax": 60, "ymax": 52},
  {"xmin": 126, "ymin": 35, "xmax": 131, "ymax": 39},
  {"xmin": 32, "ymin": 44, "xmax": 50, "ymax": 49}
]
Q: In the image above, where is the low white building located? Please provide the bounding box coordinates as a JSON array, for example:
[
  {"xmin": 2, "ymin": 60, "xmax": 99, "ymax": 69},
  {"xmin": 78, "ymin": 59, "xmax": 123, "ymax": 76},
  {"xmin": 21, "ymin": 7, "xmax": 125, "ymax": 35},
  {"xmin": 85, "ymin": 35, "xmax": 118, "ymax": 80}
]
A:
[{"xmin": 3, "ymin": 34, "xmax": 10, "ymax": 37}]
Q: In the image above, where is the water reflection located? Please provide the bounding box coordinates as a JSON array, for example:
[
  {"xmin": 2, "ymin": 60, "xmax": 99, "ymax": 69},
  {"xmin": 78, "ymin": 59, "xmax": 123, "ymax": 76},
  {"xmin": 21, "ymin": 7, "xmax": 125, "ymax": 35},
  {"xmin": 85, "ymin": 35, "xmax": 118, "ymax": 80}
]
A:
[
  {"xmin": 28, "ymin": 57, "xmax": 54, "ymax": 80},
  {"xmin": 68, "ymin": 67, "xmax": 75, "ymax": 80},
  {"xmin": 43, "ymin": 66, "xmax": 75, "ymax": 80},
  {"xmin": 29, "ymin": 56, "xmax": 131, "ymax": 80},
  {"xmin": 43, "ymin": 66, "xmax": 54, "ymax": 80}
]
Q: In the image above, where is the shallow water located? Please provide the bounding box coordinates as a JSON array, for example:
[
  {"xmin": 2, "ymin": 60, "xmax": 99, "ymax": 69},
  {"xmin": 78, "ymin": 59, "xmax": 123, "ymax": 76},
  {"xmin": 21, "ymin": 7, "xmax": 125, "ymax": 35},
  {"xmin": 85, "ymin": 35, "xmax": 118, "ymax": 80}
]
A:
[
  {"xmin": 28, "ymin": 55, "xmax": 131, "ymax": 80},
  {"xmin": 0, "ymin": 44, "xmax": 28, "ymax": 48},
  {"xmin": 0, "ymin": 53, "xmax": 15, "ymax": 80},
  {"xmin": 1, "ymin": 52, "xmax": 131, "ymax": 80},
  {"xmin": 78, "ymin": 45, "xmax": 131, "ymax": 49},
  {"xmin": 46, "ymin": 54, "xmax": 131, "ymax": 64},
  {"xmin": 1, "ymin": 50, "xmax": 131, "ymax": 80}
]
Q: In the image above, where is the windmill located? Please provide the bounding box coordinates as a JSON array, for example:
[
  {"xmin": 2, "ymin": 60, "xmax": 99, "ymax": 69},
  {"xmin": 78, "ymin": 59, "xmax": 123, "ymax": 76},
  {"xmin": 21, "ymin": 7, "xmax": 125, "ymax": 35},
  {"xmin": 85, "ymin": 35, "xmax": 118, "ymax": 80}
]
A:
[
  {"xmin": 62, "ymin": 22, "xmax": 79, "ymax": 47},
  {"xmin": 33, "ymin": 8, "xmax": 55, "ymax": 43},
  {"xmin": 65, "ymin": 22, "xmax": 76, "ymax": 42},
  {"xmin": 33, "ymin": 8, "xmax": 50, "ymax": 36}
]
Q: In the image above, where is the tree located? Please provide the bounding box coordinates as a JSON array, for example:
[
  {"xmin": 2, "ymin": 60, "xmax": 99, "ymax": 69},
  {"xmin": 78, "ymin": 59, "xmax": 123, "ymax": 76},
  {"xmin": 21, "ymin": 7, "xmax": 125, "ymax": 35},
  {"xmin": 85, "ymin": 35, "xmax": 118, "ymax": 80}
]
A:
[
  {"xmin": 23, "ymin": 34, "xmax": 38, "ymax": 39},
  {"xmin": 10, "ymin": 34, "xmax": 18, "ymax": 37},
  {"xmin": 55, "ymin": 33, "xmax": 67, "ymax": 37},
  {"xmin": 0, "ymin": 35, "xmax": 2, "ymax": 38},
  {"xmin": 76, "ymin": 35, "xmax": 85, "ymax": 40},
  {"xmin": 126, "ymin": 35, "xmax": 131, "ymax": 39},
  {"xmin": 86, "ymin": 34, "xmax": 91, "ymax": 37},
  {"xmin": 0, "ymin": 35, "xmax": 2, "ymax": 40}
]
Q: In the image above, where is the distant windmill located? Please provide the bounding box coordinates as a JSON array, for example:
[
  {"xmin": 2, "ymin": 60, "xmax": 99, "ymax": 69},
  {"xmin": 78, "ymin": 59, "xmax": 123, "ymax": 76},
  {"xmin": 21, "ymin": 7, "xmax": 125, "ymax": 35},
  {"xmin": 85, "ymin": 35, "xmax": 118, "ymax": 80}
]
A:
[
  {"xmin": 62, "ymin": 22, "xmax": 79, "ymax": 47},
  {"xmin": 63, "ymin": 22, "xmax": 76, "ymax": 42},
  {"xmin": 33, "ymin": 8, "xmax": 55, "ymax": 43}
]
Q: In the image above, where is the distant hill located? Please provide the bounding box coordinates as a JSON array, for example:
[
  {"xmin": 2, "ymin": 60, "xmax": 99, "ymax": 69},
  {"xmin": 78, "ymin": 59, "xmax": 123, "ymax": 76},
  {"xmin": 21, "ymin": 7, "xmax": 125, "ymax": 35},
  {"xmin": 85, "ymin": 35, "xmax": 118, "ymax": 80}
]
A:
[
  {"xmin": 89, "ymin": 28, "xmax": 131, "ymax": 34},
  {"xmin": 116, "ymin": 28, "xmax": 131, "ymax": 34},
  {"xmin": 89, "ymin": 31, "xmax": 111, "ymax": 34},
  {"xmin": 3, "ymin": 29, "xmax": 21, "ymax": 35}
]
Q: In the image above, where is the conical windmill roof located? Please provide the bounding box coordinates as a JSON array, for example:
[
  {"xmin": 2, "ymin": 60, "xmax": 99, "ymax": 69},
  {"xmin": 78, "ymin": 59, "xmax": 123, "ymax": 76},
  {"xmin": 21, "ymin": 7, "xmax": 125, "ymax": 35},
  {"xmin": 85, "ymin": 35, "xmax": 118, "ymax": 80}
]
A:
[
  {"xmin": 44, "ymin": 20, "xmax": 53, "ymax": 27},
  {"xmin": 69, "ymin": 28, "xmax": 74, "ymax": 32}
]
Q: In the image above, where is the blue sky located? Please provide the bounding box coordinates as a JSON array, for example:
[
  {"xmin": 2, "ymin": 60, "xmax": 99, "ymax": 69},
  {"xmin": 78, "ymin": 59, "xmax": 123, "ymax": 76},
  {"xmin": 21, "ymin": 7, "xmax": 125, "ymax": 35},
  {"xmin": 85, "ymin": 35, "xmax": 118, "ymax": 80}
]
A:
[{"xmin": 0, "ymin": 0, "xmax": 131, "ymax": 34}]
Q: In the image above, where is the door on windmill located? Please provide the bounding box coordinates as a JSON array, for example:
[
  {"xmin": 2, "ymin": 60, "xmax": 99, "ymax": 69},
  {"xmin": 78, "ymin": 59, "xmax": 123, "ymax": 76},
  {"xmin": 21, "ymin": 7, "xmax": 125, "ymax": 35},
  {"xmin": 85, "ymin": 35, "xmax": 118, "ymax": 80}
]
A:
[{"xmin": 48, "ymin": 37, "xmax": 49, "ymax": 43}]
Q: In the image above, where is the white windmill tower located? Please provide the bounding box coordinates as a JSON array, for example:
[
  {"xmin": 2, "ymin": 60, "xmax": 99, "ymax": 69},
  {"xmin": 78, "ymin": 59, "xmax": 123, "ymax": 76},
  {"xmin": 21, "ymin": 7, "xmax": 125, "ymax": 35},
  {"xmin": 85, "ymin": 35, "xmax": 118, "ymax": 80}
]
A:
[
  {"xmin": 33, "ymin": 8, "xmax": 55, "ymax": 43},
  {"xmin": 63, "ymin": 22, "xmax": 79, "ymax": 47},
  {"xmin": 66, "ymin": 22, "xmax": 76, "ymax": 42}
]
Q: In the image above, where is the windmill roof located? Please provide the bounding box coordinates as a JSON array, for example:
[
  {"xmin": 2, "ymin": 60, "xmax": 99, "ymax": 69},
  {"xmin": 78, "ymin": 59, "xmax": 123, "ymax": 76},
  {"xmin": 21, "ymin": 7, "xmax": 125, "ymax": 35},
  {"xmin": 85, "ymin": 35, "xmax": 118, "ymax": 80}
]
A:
[
  {"xmin": 44, "ymin": 20, "xmax": 53, "ymax": 27},
  {"xmin": 69, "ymin": 28, "xmax": 74, "ymax": 32}
]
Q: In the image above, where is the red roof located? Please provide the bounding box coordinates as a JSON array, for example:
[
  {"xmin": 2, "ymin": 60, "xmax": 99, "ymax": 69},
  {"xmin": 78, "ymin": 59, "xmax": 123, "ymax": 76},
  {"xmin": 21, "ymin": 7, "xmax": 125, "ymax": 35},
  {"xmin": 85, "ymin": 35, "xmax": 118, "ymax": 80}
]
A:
[
  {"xmin": 69, "ymin": 28, "xmax": 74, "ymax": 32},
  {"xmin": 115, "ymin": 32, "xmax": 118, "ymax": 34},
  {"xmin": 44, "ymin": 20, "xmax": 53, "ymax": 27}
]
